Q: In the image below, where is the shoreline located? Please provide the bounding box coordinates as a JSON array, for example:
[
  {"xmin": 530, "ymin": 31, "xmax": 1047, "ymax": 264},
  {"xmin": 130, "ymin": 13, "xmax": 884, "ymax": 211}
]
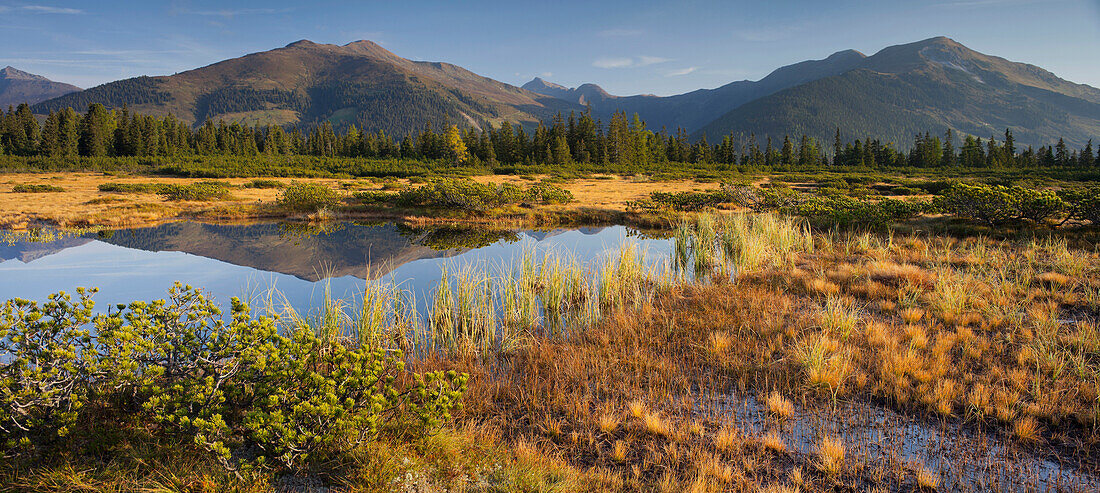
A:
[{"xmin": 0, "ymin": 172, "xmax": 712, "ymax": 230}]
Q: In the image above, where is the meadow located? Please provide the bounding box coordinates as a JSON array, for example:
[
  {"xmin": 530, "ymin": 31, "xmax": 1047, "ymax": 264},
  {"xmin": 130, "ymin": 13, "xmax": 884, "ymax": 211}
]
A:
[
  {"xmin": 2, "ymin": 209, "xmax": 1100, "ymax": 492},
  {"xmin": 4, "ymin": 155, "xmax": 1100, "ymax": 491}
]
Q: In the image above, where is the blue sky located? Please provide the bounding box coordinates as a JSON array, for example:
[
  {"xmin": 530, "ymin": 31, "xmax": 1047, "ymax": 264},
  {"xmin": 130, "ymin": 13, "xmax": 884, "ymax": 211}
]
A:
[{"xmin": 1, "ymin": 0, "xmax": 1098, "ymax": 95}]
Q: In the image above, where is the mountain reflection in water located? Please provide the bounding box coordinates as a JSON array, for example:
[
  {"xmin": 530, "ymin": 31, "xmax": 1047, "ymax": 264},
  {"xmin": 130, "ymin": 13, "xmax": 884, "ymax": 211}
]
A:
[{"xmin": 0, "ymin": 221, "xmax": 669, "ymax": 318}]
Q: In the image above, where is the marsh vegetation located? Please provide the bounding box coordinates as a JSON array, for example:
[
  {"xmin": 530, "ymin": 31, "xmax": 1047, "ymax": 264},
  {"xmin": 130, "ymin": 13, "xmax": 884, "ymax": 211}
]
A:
[{"xmin": 4, "ymin": 211, "xmax": 1099, "ymax": 491}]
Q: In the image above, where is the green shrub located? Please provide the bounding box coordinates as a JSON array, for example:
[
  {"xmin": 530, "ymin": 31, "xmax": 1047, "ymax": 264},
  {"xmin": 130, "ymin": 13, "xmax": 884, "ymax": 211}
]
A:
[
  {"xmin": 98, "ymin": 182, "xmax": 170, "ymax": 194},
  {"xmin": 353, "ymin": 190, "xmax": 397, "ymax": 204},
  {"xmin": 935, "ymin": 183, "xmax": 1065, "ymax": 225},
  {"xmin": 11, "ymin": 184, "xmax": 65, "ymax": 193},
  {"xmin": 158, "ymin": 181, "xmax": 232, "ymax": 201},
  {"xmin": 0, "ymin": 285, "xmax": 467, "ymax": 471},
  {"xmin": 789, "ymin": 195, "xmax": 925, "ymax": 228},
  {"xmin": 644, "ymin": 190, "xmax": 732, "ymax": 211},
  {"xmin": 278, "ymin": 183, "xmax": 340, "ymax": 213},
  {"xmin": 527, "ymin": 182, "xmax": 573, "ymax": 205},
  {"xmin": 1058, "ymin": 187, "xmax": 1100, "ymax": 224},
  {"xmin": 394, "ymin": 179, "xmax": 570, "ymax": 211},
  {"xmin": 0, "ymin": 289, "xmax": 98, "ymax": 449},
  {"xmin": 243, "ymin": 179, "xmax": 285, "ymax": 189}
]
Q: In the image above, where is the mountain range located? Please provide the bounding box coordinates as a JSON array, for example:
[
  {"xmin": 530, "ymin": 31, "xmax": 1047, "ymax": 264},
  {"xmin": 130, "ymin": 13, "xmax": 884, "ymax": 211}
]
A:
[
  {"xmin": 19, "ymin": 36, "xmax": 1100, "ymax": 147},
  {"xmin": 0, "ymin": 66, "xmax": 80, "ymax": 109},
  {"xmin": 31, "ymin": 40, "xmax": 580, "ymax": 136}
]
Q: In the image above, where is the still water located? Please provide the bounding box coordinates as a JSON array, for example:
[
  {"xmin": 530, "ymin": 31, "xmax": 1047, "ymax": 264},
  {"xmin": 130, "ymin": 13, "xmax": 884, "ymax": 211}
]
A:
[{"xmin": 0, "ymin": 222, "xmax": 673, "ymax": 316}]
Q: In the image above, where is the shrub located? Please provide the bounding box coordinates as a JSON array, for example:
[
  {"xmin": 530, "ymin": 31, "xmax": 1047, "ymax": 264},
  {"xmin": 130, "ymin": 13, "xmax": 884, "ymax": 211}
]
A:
[
  {"xmin": 527, "ymin": 182, "xmax": 573, "ymax": 205},
  {"xmin": 0, "ymin": 285, "xmax": 468, "ymax": 471},
  {"xmin": 394, "ymin": 179, "xmax": 571, "ymax": 211},
  {"xmin": 1058, "ymin": 187, "xmax": 1100, "ymax": 224},
  {"xmin": 643, "ymin": 190, "xmax": 732, "ymax": 211},
  {"xmin": 243, "ymin": 179, "xmax": 285, "ymax": 189},
  {"xmin": 790, "ymin": 196, "xmax": 925, "ymax": 228},
  {"xmin": 935, "ymin": 183, "xmax": 1018, "ymax": 226},
  {"xmin": 11, "ymin": 184, "xmax": 65, "ymax": 193},
  {"xmin": 98, "ymin": 182, "xmax": 170, "ymax": 194},
  {"xmin": 353, "ymin": 190, "xmax": 397, "ymax": 204},
  {"xmin": 278, "ymin": 183, "xmax": 340, "ymax": 213},
  {"xmin": 936, "ymin": 183, "xmax": 1065, "ymax": 225},
  {"xmin": 158, "ymin": 181, "xmax": 233, "ymax": 201}
]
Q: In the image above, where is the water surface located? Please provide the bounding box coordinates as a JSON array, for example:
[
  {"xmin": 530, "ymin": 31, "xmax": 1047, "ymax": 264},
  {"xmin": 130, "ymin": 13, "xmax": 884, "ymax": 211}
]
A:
[{"xmin": 0, "ymin": 221, "xmax": 672, "ymax": 317}]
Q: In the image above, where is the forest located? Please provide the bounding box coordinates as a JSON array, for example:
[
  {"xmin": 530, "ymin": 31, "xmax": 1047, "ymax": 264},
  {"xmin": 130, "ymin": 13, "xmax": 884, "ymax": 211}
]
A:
[{"xmin": 1, "ymin": 102, "xmax": 1096, "ymax": 171}]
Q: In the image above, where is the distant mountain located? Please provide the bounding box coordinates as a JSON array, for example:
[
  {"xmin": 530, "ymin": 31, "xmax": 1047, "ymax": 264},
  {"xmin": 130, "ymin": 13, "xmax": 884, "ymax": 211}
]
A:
[
  {"xmin": 0, "ymin": 66, "xmax": 80, "ymax": 108},
  {"xmin": 33, "ymin": 40, "xmax": 581, "ymax": 135},
  {"xmin": 695, "ymin": 37, "xmax": 1100, "ymax": 147},
  {"xmin": 524, "ymin": 49, "xmax": 867, "ymax": 132}
]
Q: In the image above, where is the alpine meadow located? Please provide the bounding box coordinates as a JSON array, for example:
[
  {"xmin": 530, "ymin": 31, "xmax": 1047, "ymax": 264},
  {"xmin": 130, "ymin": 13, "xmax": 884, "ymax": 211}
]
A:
[{"xmin": 2, "ymin": 1, "xmax": 1100, "ymax": 492}]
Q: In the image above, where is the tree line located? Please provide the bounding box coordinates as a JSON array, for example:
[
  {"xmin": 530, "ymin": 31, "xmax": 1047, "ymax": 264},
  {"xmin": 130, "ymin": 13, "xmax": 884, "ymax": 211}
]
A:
[{"xmin": 1, "ymin": 102, "xmax": 1096, "ymax": 169}]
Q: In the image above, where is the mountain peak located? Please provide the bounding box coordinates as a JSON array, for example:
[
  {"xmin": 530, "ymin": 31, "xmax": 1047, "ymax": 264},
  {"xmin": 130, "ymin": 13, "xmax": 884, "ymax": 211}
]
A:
[
  {"xmin": 0, "ymin": 66, "xmax": 48, "ymax": 81},
  {"xmin": 523, "ymin": 77, "xmax": 568, "ymax": 91},
  {"xmin": 285, "ymin": 39, "xmax": 318, "ymax": 48},
  {"xmin": 825, "ymin": 49, "xmax": 866, "ymax": 61}
]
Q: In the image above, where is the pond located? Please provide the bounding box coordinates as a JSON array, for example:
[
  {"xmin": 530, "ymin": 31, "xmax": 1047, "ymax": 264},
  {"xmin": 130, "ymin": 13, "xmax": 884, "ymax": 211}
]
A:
[{"xmin": 0, "ymin": 221, "xmax": 674, "ymax": 318}]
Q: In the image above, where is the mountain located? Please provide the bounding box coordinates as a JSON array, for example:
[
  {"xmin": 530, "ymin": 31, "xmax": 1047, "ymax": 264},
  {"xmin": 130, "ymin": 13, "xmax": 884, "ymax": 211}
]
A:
[
  {"xmin": 524, "ymin": 49, "xmax": 867, "ymax": 132},
  {"xmin": 33, "ymin": 40, "xmax": 581, "ymax": 135},
  {"xmin": 695, "ymin": 37, "xmax": 1100, "ymax": 147},
  {"xmin": 0, "ymin": 67, "xmax": 80, "ymax": 108}
]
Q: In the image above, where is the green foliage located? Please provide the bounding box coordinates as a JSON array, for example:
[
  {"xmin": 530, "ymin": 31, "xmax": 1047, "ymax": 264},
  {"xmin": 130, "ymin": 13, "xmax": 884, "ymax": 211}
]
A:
[
  {"xmin": 0, "ymin": 284, "xmax": 468, "ymax": 472},
  {"xmin": 11, "ymin": 184, "xmax": 65, "ymax": 193},
  {"xmin": 98, "ymin": 182, "xmax": 170, "ymax": 194},
  {"xmin": 277, "ymin": 183, "xmax": 340, "ymax": 213},
  {"xmin": 97, "ymin": 181, "xmax": 232, "ymax": 201},
  {"xmin": 1058, "ymin": 187, "xmax": 1100, "ymax": 224},
  {"xmin": 243, "ymin": 179, "xmax": 285, "ymax": 189},
  {"xmin": 789, "ymin": 195, "xmax": 926, "ymax": 228},
  {"xmin": 394, "ymin": 179, "xmax": 572, "ymax": 211},
  {"xmin": 352, "ymin": 190, "xmax": 397, "ymax": 204},
  {"xmin": 935, "ymin": 183, "xmax": 1066, "ymax": 225},
  {"xmin": 0, "ymin": 289, "xmax": 98, "ymax": 449},
  {"xmin": 159, "ymin": 181, "xmax": 233, "ymax": 201},
  {"xmin": 644, "ymin": 190, "xmax": 733, "ymax": 211},
  {"xmin": 526, "ymin": 182, "xmax": 574, "ymax": 205}
]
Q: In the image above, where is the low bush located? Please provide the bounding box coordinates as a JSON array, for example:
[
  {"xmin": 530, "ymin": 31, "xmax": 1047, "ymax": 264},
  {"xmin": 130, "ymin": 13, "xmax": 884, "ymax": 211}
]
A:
[
  {"xmin": 1058, "ymin": 187, "xmax": 1100, "ymax": 225},
  {"xmin": 278, "ymin": 183, "xmax": 340, "ymax": 213},
  {"xmin": 935, "ymin": 183, "xmax": 1066, "ymax": 225},
  {"xmin": 11, "ymin": 184, "xmax": 65, "ymax": 193},
  {"xmin": 789, "ymin": 195, "xmax": 926, "ymax": 228},
  {"xmin": 242, "ymin": 179, "xmax": 285, "ymax": 189},
  {"xmin": 394, "ymin": 179, "xmax": 572, "ymax": 211},
  {"xmin": 98, "ymin": 182, "xmax": 170, "ymax": 194},
  {"xmin": 159, "ymin": 181, "xmax": 233, "ymax": 201},
  {"xmin": 0, "ymin": 285, "xmax": 467, "ymax": 472}
]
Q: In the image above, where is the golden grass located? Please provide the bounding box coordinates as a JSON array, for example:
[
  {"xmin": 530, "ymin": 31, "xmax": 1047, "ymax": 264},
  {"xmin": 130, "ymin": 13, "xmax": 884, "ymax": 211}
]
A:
[
  {"xmin": 814, "ymin": 435, "xmax": 846, "ymax": 476},
  {"xmin": 765, "ymin": 391, "xmax": 795, "ymax": 420}
]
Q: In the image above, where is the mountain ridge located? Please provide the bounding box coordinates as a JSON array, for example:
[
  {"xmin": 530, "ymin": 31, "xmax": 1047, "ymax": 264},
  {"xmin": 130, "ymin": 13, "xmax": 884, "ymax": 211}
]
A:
[
  {"xmin": 0, "ymin": 66, "xmax": 81, "ymax": 108},
  {"xmin": 32, "ymin": 40, "xmax": 581, "ymax": 135},
  {"xmin": 694, "ymin": 36, "xmax": 1100, "ymax": 147}
]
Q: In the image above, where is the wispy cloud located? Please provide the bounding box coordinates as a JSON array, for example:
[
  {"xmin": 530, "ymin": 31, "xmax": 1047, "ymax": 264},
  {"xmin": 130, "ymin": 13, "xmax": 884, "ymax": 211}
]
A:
[
  {"xmin": 598, "ymin": 28, "xmax": 643, "ymax": 37},
  {"xmin": 593, "ymin": 57, "xmax": 634, "ymax": 69},
  {"xmin": 667, "ymin": 67, "xmax": 698, "ymax": 77},
  {"xmin": 176, "ymin": 8, "xmax": 292, "ymax": 18},
  {"xmin": 0, "ymin": 5, "xmax": 84, "ymax": 14},
  {"xmin": 636, "ymin": 56, "xmax": 671, "ymax": 66},
  {"xmin": 593, "ymin": 55, "xmax": 671, "ymax": 69},
  {"xmin": 539, "ymin": 71, "xmax": 553, "ymax": 78}
]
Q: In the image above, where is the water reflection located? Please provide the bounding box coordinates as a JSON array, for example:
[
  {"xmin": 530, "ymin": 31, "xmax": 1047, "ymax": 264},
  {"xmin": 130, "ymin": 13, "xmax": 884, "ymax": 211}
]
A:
[{"xmin": 0, "ymin": 222, "xmax": 671, "ymax": 319}]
